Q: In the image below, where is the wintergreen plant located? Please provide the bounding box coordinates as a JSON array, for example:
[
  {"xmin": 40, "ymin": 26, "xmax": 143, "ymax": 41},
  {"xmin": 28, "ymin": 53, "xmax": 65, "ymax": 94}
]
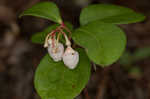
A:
[{"xmin": 20, "ymin": 2, "xmax": 145, "ymax": 99}]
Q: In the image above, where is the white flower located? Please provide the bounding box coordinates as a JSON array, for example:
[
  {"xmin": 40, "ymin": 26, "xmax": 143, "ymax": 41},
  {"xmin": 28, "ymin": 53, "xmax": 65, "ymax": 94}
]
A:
[
  {"xmin": 48, "ymin": 43, "xmax": 64, "ymax": 62},
  {"xmin": 63, "ymin": 46, "xmax": 79, "ymax": 69}
]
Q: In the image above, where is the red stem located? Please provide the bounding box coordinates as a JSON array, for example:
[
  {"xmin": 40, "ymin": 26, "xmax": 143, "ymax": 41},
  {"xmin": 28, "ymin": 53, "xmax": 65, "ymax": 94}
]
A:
[
  {"xmin": 45, "ymin": 21, "xmax": 72, "ymax": 48},
  {"xmin": 61, "ymin": 22, "xmax": 65, "ymax": 27}
]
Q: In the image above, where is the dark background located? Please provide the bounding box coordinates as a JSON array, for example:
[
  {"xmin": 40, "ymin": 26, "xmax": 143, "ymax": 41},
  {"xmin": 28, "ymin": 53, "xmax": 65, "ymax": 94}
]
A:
[{"xmin": 0, "ymin": 0, "xmax": 150, "ymax": 99}]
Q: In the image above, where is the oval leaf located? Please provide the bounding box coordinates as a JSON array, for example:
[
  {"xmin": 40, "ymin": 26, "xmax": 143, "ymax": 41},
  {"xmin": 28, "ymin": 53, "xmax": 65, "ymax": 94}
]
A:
[
  {"xmin": 133, "ymin": 47, "xmax": 150, "ymax": 62},
  {"xmin": 80, "ymin": 4, "xmax": 145, "ymax": 25},
  {"xmin": 31, "ymin": 22, "xmax": 73, "ymax": 44},
  {"xmin": 31, "ymin": 24, "xmax": 59, "ymax": 44},
  {"xmin": 34, "ymin": 48, "xmax": 91, "ymax": 99},
  {"xmin": 72, "ymin": 21, "xmax": 126, "ymax": 66},
  {"xmin": 20, "ymin": 2, "xmax": 62, "ymax": 24}
]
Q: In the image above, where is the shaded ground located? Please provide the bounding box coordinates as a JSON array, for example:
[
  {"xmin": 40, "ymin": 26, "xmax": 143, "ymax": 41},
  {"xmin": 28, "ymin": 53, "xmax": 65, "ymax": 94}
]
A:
[{"xmin": 0, "ymin": 0, "xmax": 150, "ymax": 99}]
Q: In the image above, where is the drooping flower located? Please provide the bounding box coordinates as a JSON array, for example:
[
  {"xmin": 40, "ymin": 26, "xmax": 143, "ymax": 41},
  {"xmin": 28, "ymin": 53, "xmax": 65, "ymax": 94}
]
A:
[
  {"xmin": 48, "ymin": 42, "xmax": 64, "ymax": 62},
  {"xmin": 63, "ymin": 46, "xmax": 79, "ymax": 69},
  {"xmin": 44, "ymin": 34, "xmax": 64, "ymax": 62}
]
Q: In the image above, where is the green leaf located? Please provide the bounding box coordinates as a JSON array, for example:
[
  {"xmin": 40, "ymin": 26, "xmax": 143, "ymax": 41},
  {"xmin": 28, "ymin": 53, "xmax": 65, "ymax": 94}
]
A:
[
  {"xmin": 80, "ymin": 4, "xmax": 145, "ymax": 25},
  {"xmin": 20, "ymin": 2, "xmax": 62, "ymax": 24},
  {"xmin": 119, "ymin": 51, "xmax": 133, "ymax": 65},
  {"xmin": 133, "ymin": 47, "xmax": 150, "ymax": 62},
  {"xmin": 31, "ymin": 24, "xmax": 59, "ymax": 44},
  {"xmin": 34, "ymin": 48, "xmax": 91, "ymax": 99},
  {"xmin": 72, "ymin": 21, "xmax": 126, "ymax": 66},
  {"xmin": 31, "ymin": 22, "xmax": 73, "ymax": 44}
]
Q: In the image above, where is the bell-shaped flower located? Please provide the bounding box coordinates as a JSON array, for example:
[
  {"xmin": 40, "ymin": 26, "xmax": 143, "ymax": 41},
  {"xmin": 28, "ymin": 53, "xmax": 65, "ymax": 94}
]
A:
[
  {"xmin": 47, "ymin": 42, "xmax": 64, "ymax": 62},
  {"xmin": 63, "ymin": 46, "xmax": 79, "ymax": 69}
]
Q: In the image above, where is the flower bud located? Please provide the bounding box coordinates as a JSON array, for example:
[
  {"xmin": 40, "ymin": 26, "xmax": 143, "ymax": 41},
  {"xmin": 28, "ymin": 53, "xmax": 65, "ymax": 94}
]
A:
[
  {"xmin": 48, "ymin": 43, "xmax": 64, "ymax": 62},
  {"xmin": 63, "ymin": 46, "xmax": 79, "ymax": 69}
]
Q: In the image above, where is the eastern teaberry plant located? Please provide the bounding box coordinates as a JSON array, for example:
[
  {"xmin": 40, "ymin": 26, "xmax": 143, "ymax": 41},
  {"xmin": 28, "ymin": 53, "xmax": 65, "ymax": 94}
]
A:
[{"xmin": 20, "ymin": 2, "xmax": 145, "ymax": 99}]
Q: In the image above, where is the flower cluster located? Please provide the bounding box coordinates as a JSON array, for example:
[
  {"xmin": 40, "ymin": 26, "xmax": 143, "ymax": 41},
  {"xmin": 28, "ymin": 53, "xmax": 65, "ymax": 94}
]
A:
[{"xmin": 44, "ymin": 24, "xmax": 79, "ymax": 69}]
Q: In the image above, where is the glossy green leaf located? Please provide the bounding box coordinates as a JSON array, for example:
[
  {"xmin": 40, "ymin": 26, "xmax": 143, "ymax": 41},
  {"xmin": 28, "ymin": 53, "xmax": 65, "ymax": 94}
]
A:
[
  {"xmin": 31, "ymin": 22, "xmax": 73, "ymax": 44},
  {"xmin": 72, "ymin": 21, "xmax": 126, "ymax": 66},
  {"xmin": 34, "ymin": 48, "xmax": 91, "ymax": 99},
  {"xmin": 80, "ymin": 4, "xmax": 145, "ymax": 25},
  {"xmin": 20, "ymin": 2, "xmax": 62, "ymax": 23}
]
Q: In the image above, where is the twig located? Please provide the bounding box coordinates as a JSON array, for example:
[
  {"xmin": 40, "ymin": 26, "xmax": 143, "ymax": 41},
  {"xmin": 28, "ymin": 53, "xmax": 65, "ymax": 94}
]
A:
[
  {"xmin": 96, "ymin": 67, "xmax": 110, "ymax": 99},
  {"xmin": 83, "ymin": 88, "xmax": 90, "ymax": 99}
]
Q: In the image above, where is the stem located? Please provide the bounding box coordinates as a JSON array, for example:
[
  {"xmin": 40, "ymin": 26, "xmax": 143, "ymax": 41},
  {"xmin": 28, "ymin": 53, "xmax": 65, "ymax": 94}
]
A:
[
  {"xmin": 44, "ymin": 30, "xmax": 56, "ymax": 48},
  {"xmin": 83, "ymin": 88, "xmax": 90, "ymax": 99},
  {"xmin": 44, "ymin": 22, "xmax": 72, "ymax": 48},
  {"xmin": 61, "ymin": 22, "xmax": 72, "ymax": 40},
  {"xmin": 56, "ymin": 32, "xmax": 61, "ymax": 47},
  {"xmin": 63, "ymin": 26, "xmax": 72, "ymax": 39},
  {"xmin": 60, "ymin": 29, "xmax": 71, "ymax": 46},
  {"xmin": 61, "ymin": 22, "xmax": 65, "ymax": 27},
  {"xmin": 44, "ymin": 32, "xmax": 52, "ymax": 48}
]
